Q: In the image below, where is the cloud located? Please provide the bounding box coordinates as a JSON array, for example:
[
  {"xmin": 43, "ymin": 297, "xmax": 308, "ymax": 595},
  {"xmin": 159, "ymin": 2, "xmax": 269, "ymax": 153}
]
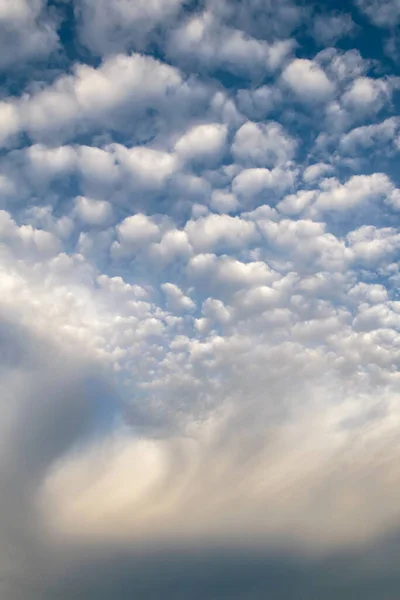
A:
[
  {"xmin": 37, "ymin": 337, "xmax": 400, "ymax": 555},
  {"xmin": 161, "ymin": 282, "xmax": 196, "ymax": 312},
  {"xmin": 167, "ymin": 10, "xmax": 294, "ymax": 77},
  {"xmin": 277, "ymin": 189, "xmax": 317, "ymax": 215},
  {"xmin": 185, "ymin": 214, "xmax": 258, "ymax": 252},
  {"xmin": 73, "ymin": 196, "xmax": 113, "ymax": 226},
  {"xmin": 0, "ymin": 52, "xmax": 208, "ymax": 147},
  {"xmin": 75, "ymin": 0, "xmax": 185, "ymax": 55},
  {"xmin": 109, "ymin": 144, "xmax": 179, "ymax": 189},
  {"xmin": 3, "ymin": 0, "xmax": 400, "ymax": 597},
  {"xmin": 209, "ymin": 0, "xmax": 303, "ymax": 40},
  {"xmin": 303, "ymin": 163, "xmax": 334, "ymax": 183},
  {"xmin": 281, "ymin": 58, "xmax": 335, "ymax": 103},
  {"xmin": 339, "ymin": 117, "xmax": 400, "ymax": 155},
  {"xmin": 347, "ymin": 225, "xmax": 400, "ymax": 265},
  {"xmin": 341, "ymin": 76, "xmax": 393, "ymax": 114},
  {"xmin": 0, "ymin": 0, "xmax": 59, "ymax": 69},
  {"xmin": 236, "ymin": 85, "xmax": 281, "ymax": 120},
  {"xmin": 355, "ymin": 0, "xmax": 400, "ymax": 26},
  {"xmin": 174, "ymin": 123, "xmax": 228, "ymax": 165},
  {"xmin": 112, "ymin": 213, "xmax": 161, "ymax": 257},
  {"xmin": 314, "ymin": 173, "xmax": 394, "ymax": 212},
  {"xmin": 0, "ymin": 209, "xmax": 60, "ymax": 258},
  {"xmin": 0, "ymin": 102, "xmax": 21, "ymax": 145},
  {"xmin": 312, "ymin": 11, "xmax": 356, "ymax": 46},
  {"xmin": 232, "ymin": 121, "xmax": 297, "ymax": 168},
  {"xmin": 232, "ymin": 167, "xmax": 297, "ymax": 205}
]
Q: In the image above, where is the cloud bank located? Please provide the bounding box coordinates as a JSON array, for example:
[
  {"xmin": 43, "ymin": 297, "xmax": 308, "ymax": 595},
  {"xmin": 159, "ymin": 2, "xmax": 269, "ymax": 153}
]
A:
[{"xmin": 2, "ymin": 0, "xmax": 400, "ymax": 598}]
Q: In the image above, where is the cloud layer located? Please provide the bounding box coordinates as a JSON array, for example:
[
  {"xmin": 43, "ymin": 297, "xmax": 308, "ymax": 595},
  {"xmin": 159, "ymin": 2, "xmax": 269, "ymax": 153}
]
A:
[{"xmin": 2, "ymin": 0, "xmax": 400, "ymax": 598}]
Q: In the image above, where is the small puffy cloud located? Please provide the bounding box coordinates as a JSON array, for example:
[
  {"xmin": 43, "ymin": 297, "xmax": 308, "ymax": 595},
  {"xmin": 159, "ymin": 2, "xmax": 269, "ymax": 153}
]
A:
[
  {"xmin": 70, "ymin": 54, "xmax": 182, "ymax": 117},
  {"xmin": 75, "ymin": 0, "xmax": 185, "ymax": 55},
  {"xmin": 161, "ymin": 282, "xmax": 195, "ymax": 312},
  {"xmin": 232, "ymin": 121, "xmax": 297, "ymax": 168},
  {"xmin": 150, "ymin": 229, "xmax": 193, "ymax": 264},
  {"xmin": 0, "ymin": 0, "xmax": 59, "ymax": 69},
  {"xmin": 236, "ymin": 85, "xmax": 281, "ymax": 120},
  {"xmin": 341, "ymin": 76, "xmax": 393, "ymax": 114},
  {"xmin": 277, "ymin": 190, "xmax": 316, "ymax": 215},
  {"xmin": 210, "ymin": 189, "xmax": 239, "ymax": 213},
  {"xmin": 0, "ymin": 209, "xmax": 60, "ymax": 258},
  {"xmin": 281, "ymin": 58, "xmax": 335, "ymax": 103},
  {"xmin": 167, "ymin": 10, "xmax": 294, "ymax": 77},
  {"xmin": 355, "ymin": 0, "xmax": 400, "ymax": 26},
  {"xmin": 74, "ymin": 196, "xmax": 113, "ymax": 226},
  {"xmin": 110, "ymin": 144, "xmax": 178, "ymax": 190},
  {"xmin": 26, "ymin": 144, "xmax": 77, "ymax": 182},
  {"xmin": 320, "ymin": 48, "xmax": 368, "ymax": 83},
  {"xmin": 185, "ymin": 214, "xmax": 257, "ymax": 252},
  {"xmin": 201, "ymin": 297, "xmax": 232, "ymax": 324},
  {"xmin": 77, "ymin": 145, "xmax": 119, "ymax": 186},
  {"xmin": 0, "ymin": 102, "xmax": 21, "ymax": 145},
  {"xmin": 174, "ymin": 123, "xmax": 227, "ymax": 164},
  {"xmin": 339, "ymin": 118, "xmax": 400, "ymax": 155},
  {"xmin": 303, "ymin": 163, "xmax": 333, "ymax": 183},
  {"xmin": 315, "ymin": 173, "xmax": 394, "ymax": 212},
  {"xmin": 232, "ymin": 167, "xmax": 297, "ymax": 204},
  {"xmin": 348, "ymin": 282, "xmax": 389, "ymax": 305},
  {"xmin": 259, "ymin": 218, "xmax": 349, "ymax": 271},
  {"xmin": 187, "ymin": 254, "xmax": 278, "ymax": 302},
  {"xmin": 312, "ymin": 12, "xmax": 356, "ymax": 46},
  {"xmin": 348, "ymin": 226, "xmax": 400, "ymax": 265},
  {"xmin": 112, "ymin": 213, "xmax": 161, "ymax": 257}
]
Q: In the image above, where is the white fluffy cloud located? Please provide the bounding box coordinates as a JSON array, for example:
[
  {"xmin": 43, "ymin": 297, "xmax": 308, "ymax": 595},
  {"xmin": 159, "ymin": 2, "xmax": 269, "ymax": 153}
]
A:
[
  {"xmin": 0, "ymin": 102, "xmax": 21, "ymax": 145},
  {"xmin": 281, "ymin": 58, "xmax": 335, "ymax": 103},
  {"xmin": 232, "ymin": 121, "xmax": 297, "ymax": 168},
  {"xmin": 161, "ymin": 282, "xmax": 195, "ymax": 312},
  {"xmin": 232, "ymin": 167, "xmax": 297, "ymax": 205},
  {"xmin": 174, "ymin": 123, "xmax": 227, "ymax": 164},
  {"xmin": 110, "ymin": 144, "xmax": 178, "ymax": 189},
  {"xmin": 342, "ymin": 76, "xmax": 393, "ymax": 114},
  {"xmin": 167, "ymin": 10, "xmax": 294, "ymax": 77},
  {"xmin": 339, "ymin": 117, "xmax": 400, "ymax": 155},
  {"xmin": 74, "ymin": 196, "xmax": 113, "ymax": 226},
  {"xmin": 0, "ymin": 52, "xmax": 206, "ymax": 148},
  {"xmin": 303, "ymin": 163, "xmax": 333, "ymax": 183},
  {"xmin": 185, "ymin": 214, "xmax": 257, "ymax": 252},
  {"xmin": 112, "ymin": 213, "xmax": 161, "ymax": 257},
  {"xmin": 315, "ymin": 173, "xmax": 394, "ymax": 212}
]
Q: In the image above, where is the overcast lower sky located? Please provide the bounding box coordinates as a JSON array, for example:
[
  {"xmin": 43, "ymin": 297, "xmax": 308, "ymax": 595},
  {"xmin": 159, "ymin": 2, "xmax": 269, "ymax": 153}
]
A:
[{"xmin": 2, "ymin": 0, "xmax": 400, "ymax": 597}]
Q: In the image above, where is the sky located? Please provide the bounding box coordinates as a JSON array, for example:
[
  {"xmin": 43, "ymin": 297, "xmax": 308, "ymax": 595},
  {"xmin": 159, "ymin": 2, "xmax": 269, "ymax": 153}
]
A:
[{"xmin": 2, "ymin": 0, "xmax": 400, "ymax": 598}]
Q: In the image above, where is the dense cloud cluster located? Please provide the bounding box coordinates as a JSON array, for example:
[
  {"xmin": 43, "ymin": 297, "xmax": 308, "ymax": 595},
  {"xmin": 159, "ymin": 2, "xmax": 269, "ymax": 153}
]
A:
[{"xmin": 2, "ymin": 0, "xmax": 400, "ymax": 598}]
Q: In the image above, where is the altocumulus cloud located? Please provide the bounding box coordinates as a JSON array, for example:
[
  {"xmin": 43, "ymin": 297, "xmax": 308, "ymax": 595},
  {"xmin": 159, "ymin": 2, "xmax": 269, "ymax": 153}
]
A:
[{"xmin": 2, "ymin": 0, "xmax": 400, "ymax": 598}]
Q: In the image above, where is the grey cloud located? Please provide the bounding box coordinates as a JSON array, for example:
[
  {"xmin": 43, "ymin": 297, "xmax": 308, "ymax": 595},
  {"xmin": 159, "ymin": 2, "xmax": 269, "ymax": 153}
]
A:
[
  {"xmin": 74, "ymin": 0, "xmax": 185, "ymax": 56},
  {"xmin": 19, "ymin": 541, "xmax": 399, "ymax": 599},
  {"xmin": 355, "ymin": 0, "xmax": 400, "ymax": 26},
  {"xmin": 0, "ymin": 311, "xmax": 121, "ymax": 600},
  {"xmin": 312, "ymin": 12, "xmax": 357, "ymax": 46},
  {"xmin": 0, "ymin": 0, "xmax": 59, "ymax": 70}
]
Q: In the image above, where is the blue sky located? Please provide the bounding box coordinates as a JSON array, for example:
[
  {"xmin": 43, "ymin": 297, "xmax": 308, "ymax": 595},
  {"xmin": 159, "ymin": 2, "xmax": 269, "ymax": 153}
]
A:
[{"xmin": 2, "ymin": 0, "xmax": 400, "ymax": 598}]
